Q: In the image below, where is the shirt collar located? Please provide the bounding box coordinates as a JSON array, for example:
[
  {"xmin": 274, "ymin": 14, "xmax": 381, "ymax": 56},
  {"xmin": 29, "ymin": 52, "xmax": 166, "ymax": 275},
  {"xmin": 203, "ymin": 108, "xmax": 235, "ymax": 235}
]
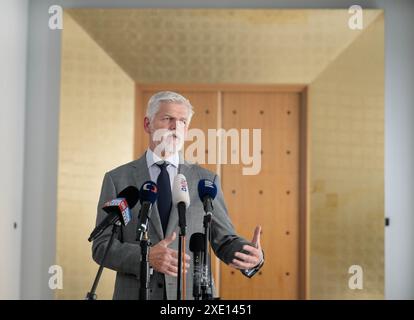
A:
[{"xmin": 146, "ymin": 148, "xmax": 179, "ymax": 169}]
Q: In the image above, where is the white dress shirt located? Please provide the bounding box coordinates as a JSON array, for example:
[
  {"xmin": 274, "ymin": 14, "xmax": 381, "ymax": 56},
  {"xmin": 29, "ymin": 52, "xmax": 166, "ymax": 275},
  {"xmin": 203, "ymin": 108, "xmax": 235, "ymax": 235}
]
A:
[{"xmin": 145, "ymin": 148, "xmax": 179, "ymax": 189}]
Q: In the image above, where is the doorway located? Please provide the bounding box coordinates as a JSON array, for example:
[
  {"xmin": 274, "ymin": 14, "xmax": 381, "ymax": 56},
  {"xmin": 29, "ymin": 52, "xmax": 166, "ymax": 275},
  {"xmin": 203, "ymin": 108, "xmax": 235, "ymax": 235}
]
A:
[{"xmin": 135, "ymin": 84, "xmax": 308, "ymax": 299}]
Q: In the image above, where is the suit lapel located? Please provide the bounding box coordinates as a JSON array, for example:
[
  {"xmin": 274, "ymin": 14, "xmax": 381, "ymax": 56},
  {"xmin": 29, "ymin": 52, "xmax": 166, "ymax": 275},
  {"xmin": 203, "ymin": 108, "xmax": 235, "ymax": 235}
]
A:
[{"xmin": 131, "ymin": 152, "xmax": 163, "ymax": 242}]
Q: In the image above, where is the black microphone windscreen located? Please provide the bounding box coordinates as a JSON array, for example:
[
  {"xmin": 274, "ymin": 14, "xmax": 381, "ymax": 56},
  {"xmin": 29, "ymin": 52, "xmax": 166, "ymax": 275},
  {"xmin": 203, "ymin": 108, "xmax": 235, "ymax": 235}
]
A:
[
  {"xmin": 139, "ymin": 181, "xmax": 158, "ymax": 204},
  {"xmin": 117, "ymin": 186, "xmax": 139, "ymax": 209},
  {"xmin": 198, "ymin": 179, "xmax": 217, "ymax": 201},
  {"xmin": 190, "ymin": 232, "xmax": 205, "ymax": 252}
]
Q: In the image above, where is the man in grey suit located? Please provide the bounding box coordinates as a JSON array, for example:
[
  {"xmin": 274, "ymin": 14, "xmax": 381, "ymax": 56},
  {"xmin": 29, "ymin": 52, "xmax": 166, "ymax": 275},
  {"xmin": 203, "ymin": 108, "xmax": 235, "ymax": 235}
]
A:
[{"xmin": 92, "ymin": 91, "xmax": 264, "ymax": 300}]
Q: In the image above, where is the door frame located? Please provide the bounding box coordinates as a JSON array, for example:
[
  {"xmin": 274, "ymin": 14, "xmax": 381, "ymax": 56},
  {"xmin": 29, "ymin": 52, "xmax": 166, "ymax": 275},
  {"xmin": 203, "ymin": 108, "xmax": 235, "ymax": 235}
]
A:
[{"xmin": 135, "ymin": 83, "xmax": 310, "ymax": 299}]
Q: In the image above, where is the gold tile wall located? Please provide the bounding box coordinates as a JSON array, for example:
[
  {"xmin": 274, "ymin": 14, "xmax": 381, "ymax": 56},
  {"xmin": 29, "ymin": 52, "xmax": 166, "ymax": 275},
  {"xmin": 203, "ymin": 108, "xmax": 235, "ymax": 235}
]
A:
[{"xmin": 308, "ymin": 14, "xmax": 384, "ymax": 299}]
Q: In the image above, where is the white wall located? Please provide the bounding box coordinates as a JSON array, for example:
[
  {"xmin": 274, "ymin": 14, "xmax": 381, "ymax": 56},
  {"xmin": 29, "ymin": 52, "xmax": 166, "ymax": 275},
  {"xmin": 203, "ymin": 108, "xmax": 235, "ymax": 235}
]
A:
[
  {"xmin": 21, "ymin": 0, "xmax": 414, "ymax": 299},
  {"xmin": 21, "ymin": 0, "xmax": 61, "ymax": 299},
  {"xmin": 383, "ymin": 0, "xmax": 414, "ymax": 300},
  {"xmin": 0, "ymin": 0, "xmax": 28, "ymax": 300}
]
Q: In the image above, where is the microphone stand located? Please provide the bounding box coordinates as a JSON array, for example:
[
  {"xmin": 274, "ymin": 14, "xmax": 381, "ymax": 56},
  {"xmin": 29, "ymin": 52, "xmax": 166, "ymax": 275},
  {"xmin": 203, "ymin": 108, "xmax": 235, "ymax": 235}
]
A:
[
  {"xmin": 139, "ymin": 231, "xmax": 151, "ymax": 300},
  {"xmin": 201, "ymin": 212, "xmax": 213, "ymax": 300},
  {"xmin": 177, "ymin": 202, "xmax": 187, "ymax": 300},
  {"xmin": 136, "ymin": 202, "xmax": 153, "ymax": 301},
  {"xmin": 85, "ymin": 222, "xmax": 120, "ymax": 300}
]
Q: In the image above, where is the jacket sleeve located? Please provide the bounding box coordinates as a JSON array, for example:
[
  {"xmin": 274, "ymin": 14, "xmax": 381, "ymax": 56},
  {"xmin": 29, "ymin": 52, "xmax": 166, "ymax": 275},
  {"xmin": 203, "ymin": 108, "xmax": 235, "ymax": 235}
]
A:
[
  {"xmin": 91, "ymin": 172, "xmax": 141, "ymax": 277},
  {"xmin": 209, "ymin": 174, "xmax": 264, "ymax": 277}
]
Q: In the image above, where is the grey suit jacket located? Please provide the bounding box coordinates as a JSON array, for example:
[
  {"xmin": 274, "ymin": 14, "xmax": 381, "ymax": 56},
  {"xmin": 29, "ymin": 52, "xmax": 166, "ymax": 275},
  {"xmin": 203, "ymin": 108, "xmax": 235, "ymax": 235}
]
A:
[{"xmin": 92, "ymin": 152, "xmax": 255, "ymax": 300}]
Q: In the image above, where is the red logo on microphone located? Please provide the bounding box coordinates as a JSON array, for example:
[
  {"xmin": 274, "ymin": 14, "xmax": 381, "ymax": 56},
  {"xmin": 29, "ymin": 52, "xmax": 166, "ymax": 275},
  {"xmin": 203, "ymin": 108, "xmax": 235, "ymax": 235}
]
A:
[
  {"xmin": 180, "ymin": 179, "xmax": 188, "ymax": 192},
  {"xmin": 143, "ymin": 182, "xmax": 158, "ymax": 193}
]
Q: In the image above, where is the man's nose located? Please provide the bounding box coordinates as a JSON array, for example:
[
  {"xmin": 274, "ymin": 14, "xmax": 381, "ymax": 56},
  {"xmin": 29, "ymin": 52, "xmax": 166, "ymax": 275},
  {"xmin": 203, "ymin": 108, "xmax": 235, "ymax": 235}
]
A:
[{"xmin": 169, "ymin": 120, "xmax": 177, "ymax": 131}]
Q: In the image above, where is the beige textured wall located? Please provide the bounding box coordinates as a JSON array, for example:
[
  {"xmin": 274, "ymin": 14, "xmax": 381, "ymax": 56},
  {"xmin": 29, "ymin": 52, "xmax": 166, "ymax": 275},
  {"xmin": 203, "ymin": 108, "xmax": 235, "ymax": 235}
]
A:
[
  {"xmin": 56, "ymin": 13, "xmax": 135, "ymax": 299},
  {"xmin": 308, "ymin": 14, "xmax": 384, "ymax": 299}
]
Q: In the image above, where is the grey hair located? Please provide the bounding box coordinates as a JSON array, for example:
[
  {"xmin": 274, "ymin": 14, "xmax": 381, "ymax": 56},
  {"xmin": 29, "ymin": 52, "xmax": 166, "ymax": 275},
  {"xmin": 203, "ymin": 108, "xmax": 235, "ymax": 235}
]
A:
[{"xmin": 146, "ymin": 91, "xmax": 194, "ymax": 124}]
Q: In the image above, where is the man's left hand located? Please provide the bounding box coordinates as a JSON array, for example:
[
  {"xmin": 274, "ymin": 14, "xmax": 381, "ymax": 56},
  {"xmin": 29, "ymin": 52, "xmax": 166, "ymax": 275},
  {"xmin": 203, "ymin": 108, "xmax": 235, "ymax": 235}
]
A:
[{"xmin": 230, "ymin": 225, "xmax": 263, "ymax": 270}]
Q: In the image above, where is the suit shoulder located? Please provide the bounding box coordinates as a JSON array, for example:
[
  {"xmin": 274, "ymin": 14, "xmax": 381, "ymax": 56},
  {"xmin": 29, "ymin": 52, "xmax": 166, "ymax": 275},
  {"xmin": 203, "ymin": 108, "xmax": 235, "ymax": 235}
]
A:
[
  {"xmin": 106, "ymin": 159, "xmax": 139, "ymax": 178},
  {"xmin": 187, "ymin": 163, "xmax": 217, "ymax": 180}
]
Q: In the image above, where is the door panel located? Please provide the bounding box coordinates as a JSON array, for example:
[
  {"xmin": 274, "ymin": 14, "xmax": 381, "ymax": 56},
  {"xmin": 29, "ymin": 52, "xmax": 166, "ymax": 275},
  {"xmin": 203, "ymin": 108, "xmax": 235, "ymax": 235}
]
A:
[{"xmin": 220, "ymin": 92, "xmax": 300, "ymax": 299}]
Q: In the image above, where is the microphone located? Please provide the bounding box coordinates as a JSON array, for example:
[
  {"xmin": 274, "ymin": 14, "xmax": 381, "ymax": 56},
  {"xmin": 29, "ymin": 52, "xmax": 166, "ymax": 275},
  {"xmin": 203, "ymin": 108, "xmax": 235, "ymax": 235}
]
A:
[
  {"xmin": 197, "ymin": 179, "xmax": 217, "ymax": 216},
  {"xmin": 88, "ymin": 186, "xmax": 139, "ymax": 242},
  {"xmin": 189, "ymin": 232, "xmax": 205, "ymax": 300},
  {"xmin": 172, "ymin": 174, "xmax": 190, "ymax": 236},
  {"xmin": 197, "ymin": 180, "xmax": 217, "ymax": 300},
  {"xmin": 136, "ymin": 181, "xmax": 158, "ymax": 241}
]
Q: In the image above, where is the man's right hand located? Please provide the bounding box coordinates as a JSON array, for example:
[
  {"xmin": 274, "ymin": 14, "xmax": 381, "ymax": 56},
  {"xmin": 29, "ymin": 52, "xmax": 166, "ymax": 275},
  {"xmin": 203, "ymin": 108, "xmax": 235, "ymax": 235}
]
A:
[{"xmin": 148, "ymin": 232, "xmax": 190, "ymax": 277}]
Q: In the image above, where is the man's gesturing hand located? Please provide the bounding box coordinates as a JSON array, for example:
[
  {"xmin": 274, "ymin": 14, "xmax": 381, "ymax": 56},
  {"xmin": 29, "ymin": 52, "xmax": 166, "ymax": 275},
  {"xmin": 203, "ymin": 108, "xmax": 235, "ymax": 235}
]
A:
[
  {"xmin": 230, "ymin": 225, "xmax": 263, "ymax": 270},
  {"xmin": 149, "ymin": 232, "xmax": 190, "ymax": 277}
]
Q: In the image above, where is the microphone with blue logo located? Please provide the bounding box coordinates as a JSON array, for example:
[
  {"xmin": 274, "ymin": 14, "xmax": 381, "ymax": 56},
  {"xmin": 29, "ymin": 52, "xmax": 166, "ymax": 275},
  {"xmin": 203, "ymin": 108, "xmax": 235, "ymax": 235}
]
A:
[
  {"xmin": 136, "ymin": 181, "xmax": 158, "ymax": 241},
  {"xmin": 136, "ymin": 181, "xmax": 158, "ymax": 300},
  {"xmin": 88, "ymin": 186, "xmax": 139, "ymax": 242},
  {"xmin": 197, "ymin": 179, "xmax": 217, "ymax": 300},
  {"xmin": 198, "ymin": 179, "xmax": 217, "ymax": 216}
]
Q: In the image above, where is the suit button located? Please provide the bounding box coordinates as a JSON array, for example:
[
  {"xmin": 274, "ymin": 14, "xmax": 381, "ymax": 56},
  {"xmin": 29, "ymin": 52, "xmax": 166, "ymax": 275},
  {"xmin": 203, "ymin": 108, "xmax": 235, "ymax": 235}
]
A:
[{"xmin": 158, "ymin": 283, "xmax": 163, "ymax": 288}]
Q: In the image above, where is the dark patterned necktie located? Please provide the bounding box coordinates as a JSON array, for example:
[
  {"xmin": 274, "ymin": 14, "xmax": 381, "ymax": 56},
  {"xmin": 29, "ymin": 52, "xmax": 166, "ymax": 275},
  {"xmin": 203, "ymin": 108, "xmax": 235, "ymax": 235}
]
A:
[{"xmin": 156, "ymin": 162, "xmax": 172, "ymax": 235}]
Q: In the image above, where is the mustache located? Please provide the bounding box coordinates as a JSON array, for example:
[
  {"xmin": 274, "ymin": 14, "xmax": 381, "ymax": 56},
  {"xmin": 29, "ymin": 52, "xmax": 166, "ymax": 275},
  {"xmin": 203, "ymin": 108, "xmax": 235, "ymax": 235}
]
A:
[
  {"xmin": 165, "ymin": 131, "xmax": 182, "ymax": 139},
  {"xmin": 152, "ymin": 128, "xmax": 185, "ymax": 142}
]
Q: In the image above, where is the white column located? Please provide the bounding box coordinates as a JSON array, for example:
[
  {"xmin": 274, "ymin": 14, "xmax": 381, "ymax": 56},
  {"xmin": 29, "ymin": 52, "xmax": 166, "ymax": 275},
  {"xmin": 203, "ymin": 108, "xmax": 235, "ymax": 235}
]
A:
[{"xmin": 0, "ymin": 0, "xmax": 28, "ymax": 300}]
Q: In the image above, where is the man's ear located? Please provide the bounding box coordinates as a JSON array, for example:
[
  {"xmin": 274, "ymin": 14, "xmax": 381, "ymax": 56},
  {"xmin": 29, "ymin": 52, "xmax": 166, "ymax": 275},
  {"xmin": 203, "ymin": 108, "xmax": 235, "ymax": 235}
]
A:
[{"xmin": 143, "ymin": 117, "xmax": 151, "ymax": 134}]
